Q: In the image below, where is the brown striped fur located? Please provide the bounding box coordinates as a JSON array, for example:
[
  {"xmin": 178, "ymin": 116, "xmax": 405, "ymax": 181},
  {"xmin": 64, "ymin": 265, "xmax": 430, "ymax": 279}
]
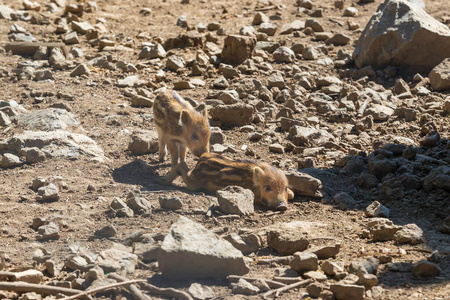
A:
[
  {"xmin": 153, "ymin": 89, "xmax": 210, "ymax": 167},
  {"xmin": 162, "ymin": 153, "xmax": 294, "ymax": 211}
]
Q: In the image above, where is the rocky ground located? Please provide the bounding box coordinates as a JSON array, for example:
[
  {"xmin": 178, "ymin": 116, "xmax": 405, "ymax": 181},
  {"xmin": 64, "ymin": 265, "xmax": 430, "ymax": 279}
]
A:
[{"xmin": 0, "ymin": 0, "xmax": 449, "ymax": 299}]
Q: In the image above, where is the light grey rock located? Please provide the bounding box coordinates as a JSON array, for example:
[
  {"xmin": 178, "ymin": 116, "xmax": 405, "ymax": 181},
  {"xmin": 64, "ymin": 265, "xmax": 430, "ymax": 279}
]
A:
[
  {"xmin": 325, "ymin": 33, "xmax": 351, "ymax": 45},
  {"xmin": 48, "ymin": 47, "xmax": 66, "ymax": 66},
  {"xmin": 158, "ymin": 216, "xmax": 249, "ymax": 279},
  {"xmin": 128, "ymin": 131, "xmax": 159, "ymax": 155},
  {"xmin": 268, "ymin": 230, "xmax": 309, "ymax": 255},
  {"xmin": 394, "ymin": 223, "xmax": 424, "ymax": 244},
  {"xmin": 139, "ymin": 44, "xmax": 166, "ymax": 59},
  {"xmin": 177, "ymin": 15, "xmax": 188, "ymax": 27},
  {"xmin": 364, "ymin": 104, "xmax": 394, "ymax": 121},
  {"xmin": 267, "ymin": 73, "xmax": 285, "ymax": 88},
  {"xmin": 126, "ymin": 191, "xmax": 152, "ymax": 214},
  {"xmin": 0, "ymin": 5, "xmax": 14, "ymax": 19},
  {"xmin": 289, "ymin": 252, "xmax": 318, "ymax": 273},
  {"xmin": 166, "ymin": 55, "xmax": 185, "ymax": 71},
  {"xmin": 37, "ymin": 183, "xmax": 59, "ymax": 201},
  {"xmin": 0, "ymin": 111, "xmax": 11, "ymax": 126},
  {"xmin": 64, "ymin": 255, "xmax": 89, "ymax": 272},
  {"xmin": 343, "ymin": 7, "xmax": 358, "ymax": 17},
  {"xmin": 231, "ymin": 278, "xmax": 259, "ymax": 295},
  {"xmin": 110, "ymin": 197, "xmax": 134, "ymax": 217},
  {"xmin": 365, "ymin": 201, "xmax": 390, "ymax": 218},
  {"xmin": 210, "ymin": 103, "xmax": 254, "ymax": 126},
  {"xmin": 1, "ymin": 153, "xmax": 24, "ymax": 168},
  {"xmin": 252, "ymin": 12, "xmax": 269, "ymax": 25},
  {"xmin": 210, "ymin": 127, "xmax": 225, "ymax": 145},
  {"xmin": 412, "ymin": 260, "xmax": 441, "ymax": 277},
  {"xmin": 13, "ymin": 108, "xmax": 79, "ymax": 131},
  {"xmin": 11, "ymin": 270, "xmax": 43, "ymax": 284},
  {"xmin": 429, "ymin": 58, "xmax": 450, "ymax": 90},
  {"xmin": 188, "ymin": 283, "xmax": 215, "ymax": 300},
  {"xmin": 288, "ymin": 125, "xmax": 334, "ymax": 147},
  {"xmin": 37, "ymin": 222, "xmax": 59, "ymax": 240},
  {"xmin": 34, "ymin": 70, "xmax": 53, "ymax": 81},
  {"xmin": 333, "ymin": 192, "xmax": 356, "ymax": 210},
  {"xmin": 258, "ymin": 22, "xmax": 278, "ymax": 36},
  {"xmin": 71, "ymin": 21, "xmax": 94, "ymax": 34},
  {"xmin": 159, "ymin": 195, "xmax": 183, "ymax": 210},
  {"xmin": 302, "ymin": 46, "xmax": 319, "ymax": 60},
  {"xmin": 85, "ymin": 265, "xmax": 105, "ymax": 282},
  {"xmin": 285, "ymin": 171, "xmax": 323, "ymax": 198},
  {"xmin": 217, "ymin": 186, "xmax": 254, "ymax": 216},
  {"xmin": 353, "ymin": 0, "xmax": 450, "ymax": 71},
  {"xmin": 367, "ymin": 218, "xmax": 401, "ymax": 241},
  {"xmin": 133, "ymin": 243, "xmax": 161, "ymax": 262},
  {"xmin": 117, "ymin": 75, "xmax": 140, "ymax": 87},
  {"xmin": 96, "ymin": 247, "xmax": 138, "ymax": 274},
  {"xmin": 218, "ymin": 90, "xmax": 239, "ymax": 104},
  {"xmin": 273, "ymin": 46, "xmax": 295, "ymax": 63},
  {"xmin": 70, "ymin": 63, "xmax": 90, "ymax": 77},
  {"xmin": 213, "ymin": 76, "xmax": 229, "ymax": 89},
  {"xmin": 304, "ymin": 271, "xmax": 327, "ymax": 281},
  {"xmin": 22, "ymin": 147, "xmax": 46, "ymax": 163},
  {"xmin": 330, "ymin": 283, "xmax": 364, "ymax": 300},
  {"xmin": 224, "ymin": 233, "xmax": 262, "ymax": 255},
  {"xmin": 310, "ymin": 244, "xmax": 341, "ymax": 259},
  {"xmin": 64, "ymin": 31, "xmax": 79, "ymax": 44},
  {"xmin": 305, "ymin": 19, "xmax": 324, "ymax": 32},
  {"xmin": 255, "ymin": 41, "xmax": 280, "ymax": 53},
  {"xmin": 221, "ymin": 35, "xmax": 256, "ymax": 65},
  {"xmin": 94, "ymin": 225, "xmax": 116, "ymax": 238},
  {"xmin": 321, "ymin": 260, "xmax": 344, "ymax": 276},
  {"xmin": 10, "ymin": 130, "xmax": 104, "ymax": 161},
  {"xmin": 280, "ymin": 20, "xmax": 306, "ymax": 34}
]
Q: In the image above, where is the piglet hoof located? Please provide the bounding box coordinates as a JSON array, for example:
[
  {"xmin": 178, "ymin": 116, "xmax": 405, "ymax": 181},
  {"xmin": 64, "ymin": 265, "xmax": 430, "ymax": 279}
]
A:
[{"xmin": 276, "ymin": 202, "xmax": 288, "ymax": 211}]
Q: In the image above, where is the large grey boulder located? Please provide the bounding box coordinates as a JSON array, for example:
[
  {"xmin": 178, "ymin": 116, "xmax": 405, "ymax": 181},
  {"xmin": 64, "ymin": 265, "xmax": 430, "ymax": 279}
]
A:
[
  {"xmin": 158, "ymin": 216, "xmax": 249, "ymax": 280},
  {"xmin": 12, "ymin": 108, "xmax": 80, "ymax": 131},
  {"xmin": 429, "ymin": 58, "xmax": 450, "ymax": 91},
  {"xmin": 9, "ymin": 131, "xmax": 104, "ymax": 161},
  {"xmin": 354, "ymin": 0, "xmax": 450, "ymax": 71}
]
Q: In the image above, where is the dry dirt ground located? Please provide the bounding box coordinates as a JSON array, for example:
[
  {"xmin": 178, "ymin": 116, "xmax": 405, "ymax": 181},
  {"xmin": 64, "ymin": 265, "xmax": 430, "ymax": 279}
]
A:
[{"xmin": 0, "ymin": 0, "xmax": 449, "ymax": 299}]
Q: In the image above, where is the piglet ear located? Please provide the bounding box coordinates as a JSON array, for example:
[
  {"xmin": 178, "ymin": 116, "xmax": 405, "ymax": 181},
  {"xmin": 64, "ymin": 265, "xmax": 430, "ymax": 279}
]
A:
[
  {"xmin": 202, "ymin": 106, "xmax": 208, "ymax": 118},
  {"xmin": 180, "ymin": 110, "xmax": 192, "ymax": 125},
  {"xmin": 252, "ymin": 166, "xmax": 265, "ymax": 186}
]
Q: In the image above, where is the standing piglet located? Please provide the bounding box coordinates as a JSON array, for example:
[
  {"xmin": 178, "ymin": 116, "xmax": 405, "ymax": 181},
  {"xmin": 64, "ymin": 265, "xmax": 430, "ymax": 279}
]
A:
[
  {"xmin": 153, "ymin": 89, "xmax": 210, "ymax": 167},
  {"xmin": 162, "ymin": 153, "xmax": 294, "ymax": 211}
]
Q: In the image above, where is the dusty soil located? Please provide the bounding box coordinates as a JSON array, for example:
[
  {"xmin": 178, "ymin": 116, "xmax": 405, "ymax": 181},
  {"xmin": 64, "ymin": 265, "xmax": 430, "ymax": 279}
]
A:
[{"xmin": 0, "ymin": 0, "xmax": 449, "ymax": 299}]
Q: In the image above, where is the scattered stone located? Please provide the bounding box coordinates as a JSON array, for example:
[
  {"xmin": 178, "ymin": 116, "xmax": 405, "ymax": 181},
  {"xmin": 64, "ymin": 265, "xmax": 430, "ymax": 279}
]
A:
[
  {"xmin": 394, "ymin": 223, "xmax": 424, "ymax": 245},
  {"xmin": 94, "ymin": 225, "xmax": 117, "ymax": 238},
  {"xmin": 158, "ymin": 216, "xmax": 249, "ymax": 279},
  {"xmin": 321, "ymin": 260, "xmax": 344, "ymax": 276},
  {"xmin": 1, "ymin": 153, "xmax": 24, "ymax": 168},
  {"xmin": 221, "ymin": 35, "xmax": 256, "ymax": 65},
  {"xmin": 268, "ymin": 230, "xmax": 309, "ymax": 255},
  {"xmin": 289, "ymin": 252, "xmax": 318, "ymax": 273},
  {"xmin": 133, "ymin": 243, "xmax": 161, "ymax": 262},
  {"xmin": 224, "ymin": 233, "xmax": 262, "ymax": 255},
  {"xmin": 231, "ymin": 278, "xmax": 259, "ymax": 295},
  {"xmin": 159, "ymin": 195, "xmax": 183, "ymax": 210},
  {"xmin": 22, "ymin": 147, "xmax": 46, "ymax": 163},
  {"xmin": 349, "ymin": 257, "xmax": 379, "ymax": 275},
  {"xmin": 343, "ymin": 7, "xmax": 358, "ymax": 17},
  {"xmin": 258, "ymin": 22, "xmax": 278, "ymax": 36},
  {"xmin": 423, "ymin": 165, "xmax": 450, "ymax": 192},
  {"xmin": 367, "ymin": 218, "xmax": 401, "ymax": 242},
  {"xmin": 96, "ymin": 247, "xmax": 138, "ymax": 274},
  {"xmin": 126, "ymin": 191, "xmax": 152, "ymax": 214},
  {"xmin": 354, "ymin": 0, "xmax": 450, "ymax": 71},
  {"xmin": 310, "ymin": 244, "xmax": 341, "ymax": 259},
  {"xmin": 36, "ymin": 183, "xmax": 59, "ymax": 201},
  {"xmin": 412, "ymin": 260, "xmax": 441, "ymax": 277},
  {"xmin": 188, "ymin": 283, "xmax": 215, "ymax": 300},
  {"xmin": 365, "ymin": 201, "xmax": 390, "ymax": 218},
  {"xmin": 325, "ymin": 33, "xmax": 351, "ymax": 45},
  {"xmin": 166, "ymin": 55, "xmax": 185, "ymax": 71},
  {"xmin": 139, "ymin": 44, "xmax": 166, "ymax": 59},
  {"xmin": 333, "ymin": 192, "xmax": 356, "ymax": 210},
  {"xmin": 117, "ymin": 75, "xmax": 140, "ymax": 87},
  {"xmin": 210, "ymin": 103, "xmax": 254, "ymax": 126},
  {"xmin": 127, "ymin": 133, "xmax": 158, "ymax": 155},
  {"xmin": 37, "ymin": 222, "xmax": 59, "ymax": 240},
  {"xmin": 70, "ymin": 63, "xmax": 90, "ymax": 77},
  {"xmin": 273, "ymin": 46, "xmax": 295, "ymax": 63},
  {"xmin": 71, "ymin": 21, "xmax": 94, "ymax": 34},
  {"xmin": 12, "ymin": 270, "xmax": 43, "ymax": 284},
  {"xmin": 284, "ymin": 171, "xmax": 323, "ymax": 198},
  {"xmin": 64, "ymin": 31, "xmax": 79, "ymax": 44},
  {"xmin": 217, "ymin": 186, "xmax": 254, "ymax": 216},
  {"xmin": 387, "ymin": 262, "xmax": 414, "ymax": 272},
  {"xmin": 330, "ymin": 283, "xmax": 365, "ymax": 300},
  {"xmin": 253, "ymin": 12, "xmax": 269, "ymax": 25},
  {"xmin": 110, "ymin": 197, "xmax": 134, "ymax": 217}
]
